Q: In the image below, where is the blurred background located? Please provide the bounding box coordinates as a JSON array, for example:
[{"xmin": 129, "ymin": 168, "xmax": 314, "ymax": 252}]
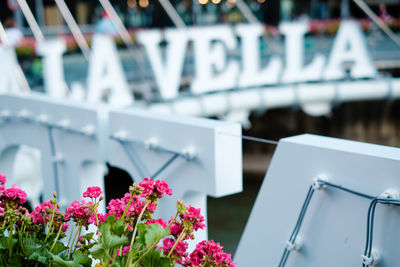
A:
[{"xmin": 1, "ymin": 0, "xmax": 400, "ymax": 255}]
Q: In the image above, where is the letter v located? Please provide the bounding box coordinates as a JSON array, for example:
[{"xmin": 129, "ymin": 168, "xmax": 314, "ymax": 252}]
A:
[{"xmin": 138, "ymin": 29, "xmax": 188, "ymax": 100}]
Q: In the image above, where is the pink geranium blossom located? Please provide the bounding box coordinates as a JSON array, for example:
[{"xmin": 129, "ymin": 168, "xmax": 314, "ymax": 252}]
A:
[
  {"xmin": 161, "ymin": 238, "xmax": 188, "ymax": 264},
  {"xmin": 154, "ymin": 180, "xmax": 172, "ymax": 198},
  {"xmin": 65, "ymin": 199, "xmax": 94, "ymax": 227},
  {"xmin": 186, "ymin": 240, "xmax": 236, "ymax": 267},
  {"xmin": 30, "ymin": 199, "xmax": 69, "ymax": 232},
  {"xmin": 83, "ymin": 186, "xmax": 102, "ymax": 199},
  {"xmin": 0, "ymin": 173, "xmax": 6, "ymax": 185},
  {"xmin": 180, "ymin": 206, "xmax": 206, "ymax": 231},
  {"xmin": 169, "ymin": 222, "xmax": 183, "ymax": 236},
  {"xmin": 0, "ymin": 184, "xmax": 27, "ymax": 205},
  {"xmin": 117, "ymin": 246, "xmax": 130, "ymax": 256},
  {"xmin": 138, "ymin": 178, "xmax": 155, "ymax": 197},
  {"xmin": 138, "ymin": 178, "xmax": 172, "ymax": 199}
]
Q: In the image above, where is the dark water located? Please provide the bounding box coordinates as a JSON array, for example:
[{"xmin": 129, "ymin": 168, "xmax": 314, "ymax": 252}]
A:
[{"xmin": 207, "ymin": 176, "xmax": 264, "ymax": 256}]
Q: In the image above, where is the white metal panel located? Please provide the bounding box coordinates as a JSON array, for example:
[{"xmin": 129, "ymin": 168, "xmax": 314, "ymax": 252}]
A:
[
  {"xmin": 107, "ymin": 108, "xmax": 243, "ymax": 242},
  {"xmin": 0, "ymin": 93, "xmax": 106, "ymax": 210},
  {"xmin": 235, "ymin": 134, "xmax": 400, "ymax": 267}
]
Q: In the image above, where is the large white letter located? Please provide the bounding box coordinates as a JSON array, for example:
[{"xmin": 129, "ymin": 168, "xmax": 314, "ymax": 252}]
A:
[
  {"xmin": 323, "ymin": 21, "xmax": 377, "ymax": 80},
  {"xmin": 137, "ymin": 29, "xmax": 188, "ymax": 100},
  {"xmin": 189, "ymin": 25, "xmax": 239, "ymax": 94},
  {"xmin": 236, "ymin": 24, "xmax": 282, "ymax": 87},
  {"xmin": 87, "ymin": 34, "xmax": 133, "ymax": 107},
  {"xmin": 36, "ymin": 39, "xmax": 68, "ymax": 98},
  {"xmin": 280, "ymin": 22, "xmax": 325, "ymax": 83}
]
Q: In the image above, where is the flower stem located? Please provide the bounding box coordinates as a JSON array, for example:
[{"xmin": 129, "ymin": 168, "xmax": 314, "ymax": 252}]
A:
[
  {"xmin": 166, "ymin": 212, "xmax": 179, "ymax": 230},
  {"xmin": 50, "ymin": 223, "xmax": 63, "ymax": 253},
  {"xmin": 125, "ymin": 201, "xmax": 150, "ymax": 267},
  {"xmin": 66, "ymin": 223, "xmax": 76, "ymax": 249},
  {"xmin": 167, "ymin": 230, "xmax": 186, "ymax": 258},
  {"xmin": 121, "ymin": 193, "xmax": 135, "ymax": 221},
  {"xmin": 130, "ymin": 201, "xmax": 150, "ymax": 247},
  {"xmin": 8, "ymin": 223, "xmax": 13, "ymax": 258},
  {"xmin": 68, "ymin": 225, "xmax": 81, "ymax": 258},
  {"xmin": 44, "ymin": 204, "xmax": 57, "ymax": 243},
  {"xmin": 132, "ymin": 240, "xmax": 159, "ymax": 266}
]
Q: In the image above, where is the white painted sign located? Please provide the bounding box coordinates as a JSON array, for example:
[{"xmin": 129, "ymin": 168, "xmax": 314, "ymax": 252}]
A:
[
  {"xmin": 0, "ymin": 21, "xmax": 378, "ymax": 110},
  {"xmin": 0, "ymin": 93, "xmax": 242, "ymax": 245},
  {"xmin": 235, "ymin": 134, "xmax": 400, "ymax": 266}
]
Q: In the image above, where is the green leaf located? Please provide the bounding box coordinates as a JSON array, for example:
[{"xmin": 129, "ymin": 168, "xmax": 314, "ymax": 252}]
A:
[
  {"xmin": 102, "ymin": 223, "xmax": 129, "ymax": 250},
  {"xmin": 139, "ymin": 249, "xmax": 172, "ymax": 267},
  {"xmin": 0, "ymin": 237, "xmax": 18, "ymax": 250},
  {"xmin": 0, "ymin": 237, "xmax": 8, "ymax": 250},
  {"xmin": 106, "ymin": 215, "xmax": 116, "ymax": 225},
  {"xmin": 72, "ymin": 250, "xmax": 92, "ymax": 267},
  {"xmin": 8, "ymin": 254, "xmax": 26, "ymax": 267},
  {"xmin": 51, "ymin": 251, "xmax": 92, "ymax": 267},
  {"xmin": 144, "ymin": 224, "xmax": 170, "ymax": 247},
  {"xmin": 89, "ymin": 244, "xmax": 106, "ymax": 259},
  {"xmin": 111, "ymin": 262, "xmax": 122, "ymax": 267},
  {"xmin": 135, "ymin": 223, "xmax": 147, "ymax": 246},
  {"xmin": 52, "ymin": 241, "xmax": 68, "ymax": 255},
  {"xmin": 21, "ymin": 237, "xmax": 42, "ymax": 257},
  {"xmin": 111, "ymin": 218, "xmax": 126, "ymax": 236},
  {"xmin": 28, "ymin": 247, "xmax": 50, "ymax": 264},
  {"xmin": 82, "ymin": 232, "xmax": 95, "ymax": 241},
  {"xmin": 107, "ymin": 235, "xmax": 129, "ymax": 250},
  {"xmin": 51, "ymin": 255, "xmax": 75, "ymax": 267}
]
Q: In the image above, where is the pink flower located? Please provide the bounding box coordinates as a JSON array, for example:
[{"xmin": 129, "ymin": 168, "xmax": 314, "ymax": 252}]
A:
[
  {"xmin": 138, "ymin": 178, "xmax": 155, "ymax": 197},
  {"xmin": 169, "ymin": 223, "xmax": 183, "ymax": 236},
  {"xmin": 105, "ymin": 195, "xmax": 146, "ymax": 221},
  {"xmin": 145, "ymin": 218, "xmax": 167, "ymax": 229},
  {"xmin": 83, "ymin": 186, "xmax": 102, "ymax": 199},
  {"xmin": 187, "ymin": 240, "xmax": 236, "ymax": 267},
  {"xmin": 30, "ymin": 200, "xmax": 68, "ymax": 233},
  {"xmin": 30, "ymin": 200, "xmax": 56, "ymax": 224},
  {"xmin": 180, "ymin": 206, "xmax": 205, "ymax": 231},
  {"xmin": 161, "ymin": 238, "xmax": 188, "ymax": 260},
  {"xmin": 65, "ymin": 200, "xmax": 93, "ymax": 227},
  {"xmin": 0, "ymin": 184, "xmax": 27, "ymax": 205},
  {"xmin": 147, "ymin": 203, "xmax": 157, "ymax": 213},
  {"xmin": 117, "ymin": 246, "xmax": 130, "ymax": 256},
  {"xmin": 154, "ymin": 180, "xmax": 172, "ymax": 198},
  {"xmin": 61, "ymin": 222, "xmax": 69, "ymax": 232},
  {"xmin": 0, "ymin": 173, "xmax": 6, "ymax": 185}
]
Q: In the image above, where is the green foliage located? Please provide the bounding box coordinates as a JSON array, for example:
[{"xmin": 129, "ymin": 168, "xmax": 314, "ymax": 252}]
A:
[
  {"xmin": 0, "ymin": 176, "xmax": 235, "ymax": 267},
  {"xmin": 139, "ymin": 249, "xmax": 172, "ymax": 267},
  {"xmin": 141, "ymin": 223, "xmax": 170, "ymax": 248},
  {"xmin": 51, "ymin": 251, "xmax": 92, "ymax": 267}
]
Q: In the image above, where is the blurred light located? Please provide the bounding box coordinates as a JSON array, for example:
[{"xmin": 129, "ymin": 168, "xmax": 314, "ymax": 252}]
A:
[
  {"xmin": 257, "ymin": 0, "xmax": 266, "ymax": 3},
  {"xmin": 139, "ymin": 0, "xmax": 149, "ymax": 8},
  {"xmin": 212, "ymin": 0, "xmax": 221, "ymax": 4},
  {"xmin": 127, "ymin": 0, "xmax": 137, "ymax": 8},
  {"xmin": 226, "ymin": 0, "xmax": 235, "ymax": 8},
  {"xmin": 199, "ymin": 0, "xmax": 208, "ymax": 4}
]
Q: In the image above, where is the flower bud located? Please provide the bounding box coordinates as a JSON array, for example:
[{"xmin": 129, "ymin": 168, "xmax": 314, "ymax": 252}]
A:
[{"xmin": 176, "ymin": 200, "xmax": 188, "ymax": 214}]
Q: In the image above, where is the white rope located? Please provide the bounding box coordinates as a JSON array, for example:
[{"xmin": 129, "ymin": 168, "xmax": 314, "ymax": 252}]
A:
[
  {"xmin": 54, "ymin": 0, "xmax": 90, "ymax": 60},
  {"xmin": 353, "ymin": 0, "xmax": 400, "ymax": 49},
  {"xmin": 235, "ymin": 0, "xmax": 261, "ymax": 24},
  {"xmin": 158, "ymin": 0, "xmax": 186, "ymax": 28},
  {"xmin": 15, "ymin": 0, "xmax": 45, "ymax": 42},
  {"xmin": 98, "ymin": 0, "xmax": 134, "ymax": 45}
]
